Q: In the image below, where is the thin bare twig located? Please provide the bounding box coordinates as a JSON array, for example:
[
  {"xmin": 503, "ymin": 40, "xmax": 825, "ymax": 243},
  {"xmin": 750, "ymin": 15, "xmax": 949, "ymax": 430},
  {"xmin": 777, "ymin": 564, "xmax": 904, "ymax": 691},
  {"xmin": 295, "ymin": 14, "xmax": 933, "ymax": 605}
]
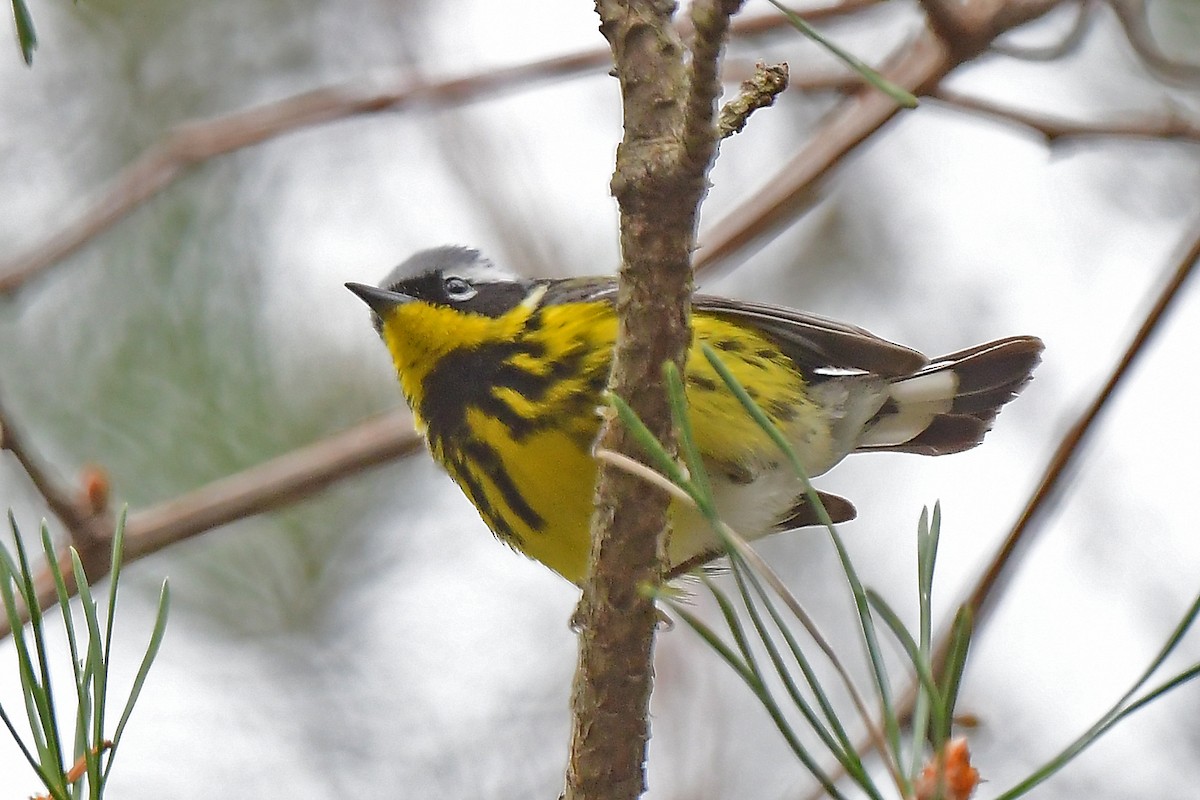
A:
[
  {"xmin": 692, "ymin": 0, "xmax": 1098, "ymax": 279},
  {"xmin": 0, "ymin": 398, "xmax": 96, "ymax": 540},
  {"xmin": 933, "ymin": 88, "xmax": 1200, "ymax": 145},
  {"xmin": 802, "ymin": 223, "xmax": 1200, "ymax": 800},
  {"xmin": 0, "ymin": 1, "xmax": 880, "ymax": 298},
  {"xmin": 122, "ymin": 411, "xmax": 420, "ymax": 559},
  {"xmin": 684, "ymin": 0, "xmax": 744, "ymax": 166},
  {"xmin": 943, "ymin": 221, "xmax": 1200, "ymax": 659},
  {"xmin": 990, "ymin": 0, "xmax": 1094, "ymax": 61},
  {"xmin": 1107, "ymin": 0, "xmax": 1200, "ymax": 86},
  {"xmin": 696, "ymin": 29, "xmax": 957, "ymax": 276},
  {"xmin": 0, "ymin": 52, "xmax": 610, "ymax": 296},
  {"xmin": 0, "ymin": 397, "xmax": 113, "ymax": 633},
  {"xmin": 0, "ymin": 410, "xmax": 421, "ymax": 638}
]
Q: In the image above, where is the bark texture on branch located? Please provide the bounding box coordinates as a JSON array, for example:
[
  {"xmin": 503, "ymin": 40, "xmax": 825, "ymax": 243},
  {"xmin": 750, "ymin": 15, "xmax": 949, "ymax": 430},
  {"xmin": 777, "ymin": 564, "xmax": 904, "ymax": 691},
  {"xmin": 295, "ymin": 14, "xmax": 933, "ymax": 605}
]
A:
[{"xmin": 563, "ymin": 2, "xmax": 743, "ymax": 799}]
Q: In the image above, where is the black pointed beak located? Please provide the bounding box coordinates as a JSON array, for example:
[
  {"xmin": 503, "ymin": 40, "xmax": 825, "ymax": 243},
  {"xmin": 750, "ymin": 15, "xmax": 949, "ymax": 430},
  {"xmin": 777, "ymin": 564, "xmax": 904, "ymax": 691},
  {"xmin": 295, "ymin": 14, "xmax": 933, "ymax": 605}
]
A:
[{"xmin": 345, "ymin": 282, "xmax": 413, "ymax": 316}]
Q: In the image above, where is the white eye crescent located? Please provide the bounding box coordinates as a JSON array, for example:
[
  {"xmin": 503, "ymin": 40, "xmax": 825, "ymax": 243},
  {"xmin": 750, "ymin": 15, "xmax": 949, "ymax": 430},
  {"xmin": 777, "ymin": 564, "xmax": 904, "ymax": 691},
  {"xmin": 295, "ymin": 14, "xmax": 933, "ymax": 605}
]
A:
[{"xmin": 443, "ymin": 275, "xmax": 477, "ymax": 301}]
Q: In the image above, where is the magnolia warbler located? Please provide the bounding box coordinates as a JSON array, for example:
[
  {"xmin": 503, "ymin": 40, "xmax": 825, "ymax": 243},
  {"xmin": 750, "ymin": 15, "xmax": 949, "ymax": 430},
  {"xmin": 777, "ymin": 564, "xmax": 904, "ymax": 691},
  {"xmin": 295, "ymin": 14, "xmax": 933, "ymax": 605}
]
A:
[{"xmin": 347, "ymin": 246, "xmax": 1042, "ymax": 585}]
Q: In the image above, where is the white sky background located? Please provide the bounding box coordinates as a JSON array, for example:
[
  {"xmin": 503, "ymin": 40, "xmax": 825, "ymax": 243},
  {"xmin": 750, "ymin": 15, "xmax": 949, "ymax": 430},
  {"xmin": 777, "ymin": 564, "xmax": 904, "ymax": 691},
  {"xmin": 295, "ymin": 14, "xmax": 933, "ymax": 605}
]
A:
[{"xmin": 1, "ymin": 0, "xmax": 1199, "ymax": 797}]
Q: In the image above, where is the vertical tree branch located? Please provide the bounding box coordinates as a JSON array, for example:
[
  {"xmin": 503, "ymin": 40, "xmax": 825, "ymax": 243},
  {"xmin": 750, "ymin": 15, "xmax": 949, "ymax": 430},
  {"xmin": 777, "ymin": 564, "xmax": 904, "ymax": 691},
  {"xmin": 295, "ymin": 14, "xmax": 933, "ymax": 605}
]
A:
[{"xmin": 564, "ymin": 2, "xmax": 742, "ymax": 798}]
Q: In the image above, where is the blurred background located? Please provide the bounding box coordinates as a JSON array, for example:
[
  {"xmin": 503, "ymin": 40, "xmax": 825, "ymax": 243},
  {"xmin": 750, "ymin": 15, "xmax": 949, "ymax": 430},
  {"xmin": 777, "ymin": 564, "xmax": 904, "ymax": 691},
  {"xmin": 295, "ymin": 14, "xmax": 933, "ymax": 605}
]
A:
[{"xmin": 2, "ymin": 0, "xmax": 1199, "ymax": 796}]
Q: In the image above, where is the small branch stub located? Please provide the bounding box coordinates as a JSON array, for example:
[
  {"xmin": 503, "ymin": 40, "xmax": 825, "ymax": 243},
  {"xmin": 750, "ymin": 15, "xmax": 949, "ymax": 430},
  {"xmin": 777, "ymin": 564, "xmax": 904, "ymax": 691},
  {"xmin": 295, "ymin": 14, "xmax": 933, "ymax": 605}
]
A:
[{"xmin": 718, "ymin": 61, "xmax": 789, "ymax": 139}]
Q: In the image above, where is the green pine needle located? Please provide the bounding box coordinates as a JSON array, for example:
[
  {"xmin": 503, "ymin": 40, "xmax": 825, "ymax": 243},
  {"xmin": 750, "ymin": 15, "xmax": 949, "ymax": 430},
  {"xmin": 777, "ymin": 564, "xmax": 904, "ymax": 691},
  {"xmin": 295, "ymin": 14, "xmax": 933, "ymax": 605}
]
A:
[
  {"xmin": 604, "ymin": 391, "xmax": 690, "ymax": 490},
  {"xmin": 938, "ymin": 606, "xmax": 974, "ymax": 745},
  {"xmin": 615, "ymin": 355, "xmax": 1199, "ymax": 800},
  {"xmin": 701, "ymin": 343, "xmax": 908, "ymax": 790},
  {"xmin": 10, "ymin": 0, "xmax": 37, "ymax": 66},
  {"xmin": 995, "ymin": 591, "xmax": 1200, "ymax": 798},
  {"xmin": 1, "ymin": 511, "xmax": 169, "ymax": 798},
  {"xmin": 765, "ymin": 0, "xmax": 918, "ymax": 108}
]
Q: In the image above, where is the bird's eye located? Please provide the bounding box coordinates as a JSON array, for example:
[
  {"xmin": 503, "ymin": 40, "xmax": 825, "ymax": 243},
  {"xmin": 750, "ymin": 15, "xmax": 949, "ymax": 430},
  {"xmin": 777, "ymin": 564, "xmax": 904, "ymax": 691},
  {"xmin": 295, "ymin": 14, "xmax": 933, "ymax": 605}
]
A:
[{"xmin": 443, "ymin": 275, "xmax": 477, "ymax": 301}]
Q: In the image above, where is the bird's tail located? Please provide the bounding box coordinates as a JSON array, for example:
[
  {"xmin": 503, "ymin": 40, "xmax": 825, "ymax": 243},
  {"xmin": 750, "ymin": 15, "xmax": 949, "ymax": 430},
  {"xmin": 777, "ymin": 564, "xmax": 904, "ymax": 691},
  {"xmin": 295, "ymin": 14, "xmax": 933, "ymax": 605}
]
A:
[{"xmin": 855, "ymin": 335, "xmax": 1044, "ymax": 456}]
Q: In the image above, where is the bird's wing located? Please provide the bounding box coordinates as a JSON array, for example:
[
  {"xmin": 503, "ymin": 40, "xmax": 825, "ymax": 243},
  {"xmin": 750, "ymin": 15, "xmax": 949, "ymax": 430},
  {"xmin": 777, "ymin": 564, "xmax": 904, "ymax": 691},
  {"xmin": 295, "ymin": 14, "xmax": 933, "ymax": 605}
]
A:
[
  {"xmin": 694, "ymin": 294, "xmax": 929, "ymax": 378},
  {"xmin": 541, "ymin": 278, "xmax": 928, "ymax": 378}
]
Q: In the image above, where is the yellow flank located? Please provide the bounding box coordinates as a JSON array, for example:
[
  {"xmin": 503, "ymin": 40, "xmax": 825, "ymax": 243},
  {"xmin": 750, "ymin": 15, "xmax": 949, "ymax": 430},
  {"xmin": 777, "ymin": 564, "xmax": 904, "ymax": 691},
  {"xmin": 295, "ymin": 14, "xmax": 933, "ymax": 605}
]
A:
[
  {"xmin": 682, "ymin": 330, "xmax": 830, "ymax": 476},
  {"xmin": 378, "ymin": 296, "xmax": 825, "ymax": 585}
]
